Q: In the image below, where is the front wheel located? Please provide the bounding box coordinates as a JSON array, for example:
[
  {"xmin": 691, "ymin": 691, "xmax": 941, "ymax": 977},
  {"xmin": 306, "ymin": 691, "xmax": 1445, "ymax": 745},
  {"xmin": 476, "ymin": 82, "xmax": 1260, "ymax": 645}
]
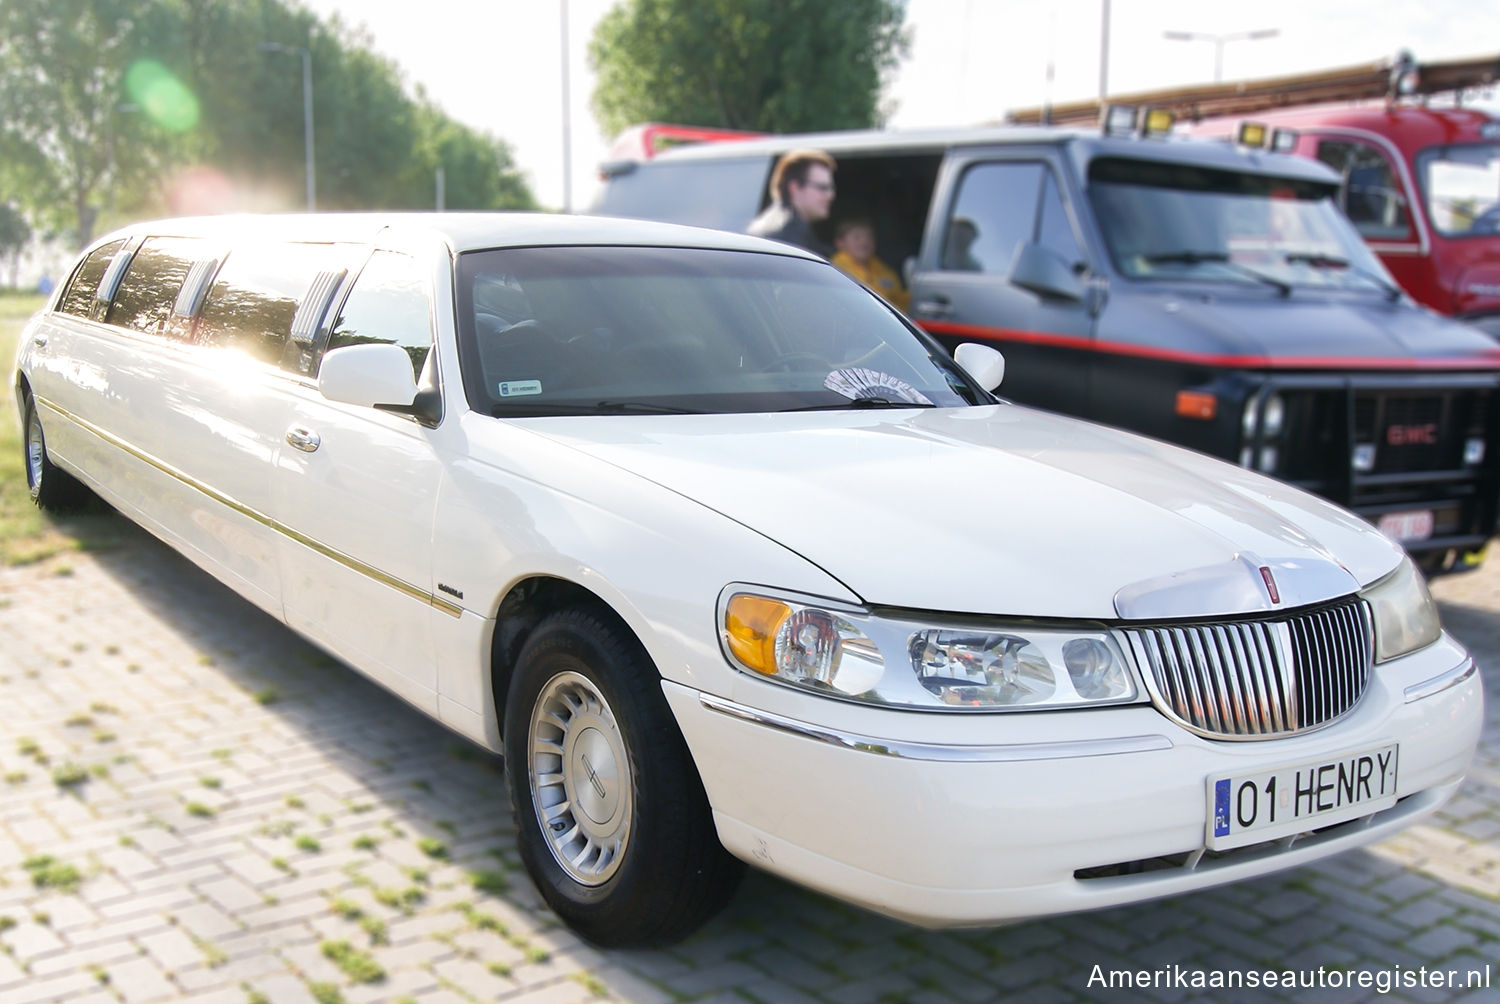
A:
[
  {"xmin": 504, "ymin": 608, "xmax": 743, "ymax": 947},
  {"xmin": 22, "ymin": 392, "xmax": 88, "ymax": 512}
]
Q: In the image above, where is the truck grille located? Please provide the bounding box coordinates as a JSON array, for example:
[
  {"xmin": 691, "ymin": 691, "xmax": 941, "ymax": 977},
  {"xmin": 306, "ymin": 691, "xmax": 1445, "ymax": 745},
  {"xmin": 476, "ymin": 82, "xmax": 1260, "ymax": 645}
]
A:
[{"xmin": 1119, "ymin": 599, "xmax": 1373, "ymax": 740}]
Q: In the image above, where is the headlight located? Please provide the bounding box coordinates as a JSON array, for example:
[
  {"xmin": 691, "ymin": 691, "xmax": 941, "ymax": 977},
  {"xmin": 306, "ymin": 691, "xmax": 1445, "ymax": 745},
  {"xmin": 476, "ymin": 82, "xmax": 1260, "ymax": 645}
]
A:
[
  {"xmin": 721, "ymin": 590, "xmax": 1141, "ymax": 711},
  {"xmin": 1361, "ymin": 558, "xmax": 1441, "ymax": 662}
]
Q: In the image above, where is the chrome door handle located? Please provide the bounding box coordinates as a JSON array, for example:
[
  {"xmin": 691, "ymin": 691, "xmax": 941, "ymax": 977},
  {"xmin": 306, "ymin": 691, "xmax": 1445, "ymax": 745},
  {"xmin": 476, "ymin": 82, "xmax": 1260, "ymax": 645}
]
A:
[
  {"xmin": 285, "ymin": 426, "xmax": 321, "ymax": 453},
  {"xmin": 913, "ymin": 297, "xmax": 952, "ymax": 318}
]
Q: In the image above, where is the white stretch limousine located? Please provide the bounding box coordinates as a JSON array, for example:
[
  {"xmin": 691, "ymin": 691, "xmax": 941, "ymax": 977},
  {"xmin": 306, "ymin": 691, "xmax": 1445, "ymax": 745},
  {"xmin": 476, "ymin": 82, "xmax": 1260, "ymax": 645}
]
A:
[{"xmin": 14, "ymin": 213, "xmax": 1482, "ymax": 946}]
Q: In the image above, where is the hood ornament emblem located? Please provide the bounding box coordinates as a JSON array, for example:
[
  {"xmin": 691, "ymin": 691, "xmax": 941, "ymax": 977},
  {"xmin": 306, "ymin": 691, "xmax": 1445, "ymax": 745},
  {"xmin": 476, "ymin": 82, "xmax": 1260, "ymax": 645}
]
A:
[{"xmin": 1259, "ymin": 566, "xmax": 1281, "ymax": 604}]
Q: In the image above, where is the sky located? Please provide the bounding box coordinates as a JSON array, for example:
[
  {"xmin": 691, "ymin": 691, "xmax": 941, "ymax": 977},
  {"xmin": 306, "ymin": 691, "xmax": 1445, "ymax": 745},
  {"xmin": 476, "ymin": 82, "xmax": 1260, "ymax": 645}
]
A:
[{"xmin": 295, "ymin": 0, "xmax": 1500, "ymax": 211}]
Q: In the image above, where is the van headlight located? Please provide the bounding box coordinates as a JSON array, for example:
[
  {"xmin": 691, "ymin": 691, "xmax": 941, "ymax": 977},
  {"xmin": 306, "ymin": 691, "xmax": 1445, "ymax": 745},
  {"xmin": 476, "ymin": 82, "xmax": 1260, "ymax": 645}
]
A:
[
  {"xmin": 721, "ymin": 590, "xmax": 1141, "ymax": 710},
  {"xmin": 1361, "ymin": 558, "xmax": 1442, "ymax": 662}
]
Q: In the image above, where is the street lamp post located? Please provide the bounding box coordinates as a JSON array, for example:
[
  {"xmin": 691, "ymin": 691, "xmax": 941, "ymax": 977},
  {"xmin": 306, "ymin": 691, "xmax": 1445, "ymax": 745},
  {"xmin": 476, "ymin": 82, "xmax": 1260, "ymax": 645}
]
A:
[
  {"xmin": 1162, "ymin": 28, "xmax": 1279, "ymax": 83},
  {"xmin": 259, "ymin": 42, "xmax": 316, "ymax": 211}
]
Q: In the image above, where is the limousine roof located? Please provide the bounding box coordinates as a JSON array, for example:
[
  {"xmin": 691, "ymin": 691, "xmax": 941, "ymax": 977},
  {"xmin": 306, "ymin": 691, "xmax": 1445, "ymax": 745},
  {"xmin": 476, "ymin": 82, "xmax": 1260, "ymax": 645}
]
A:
[
  {"xmin": 635, "ymin": 124, "xmax": 1340, "ymax": 185},
  {"xmin": 92, "ymin": 212, "xmax": 814, "ymax": 259}
]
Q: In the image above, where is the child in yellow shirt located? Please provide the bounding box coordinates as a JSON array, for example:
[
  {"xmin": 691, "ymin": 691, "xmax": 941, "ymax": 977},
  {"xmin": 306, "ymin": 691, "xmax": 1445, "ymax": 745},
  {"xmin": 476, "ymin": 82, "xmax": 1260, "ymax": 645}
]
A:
[{"xmin": 831, "ymin": 218, "xmax": 910, "ymax": 313}]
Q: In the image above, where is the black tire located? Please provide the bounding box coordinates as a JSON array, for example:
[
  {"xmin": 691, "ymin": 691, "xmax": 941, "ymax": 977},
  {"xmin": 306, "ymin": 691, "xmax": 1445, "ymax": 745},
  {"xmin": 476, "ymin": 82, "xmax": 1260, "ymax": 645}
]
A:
[
  {"xmin": 22, "ymin": 392, "xmax": 89, "ymax": 512},
  {"xmin": 503, "ymin": 607, "xmax": 743, "ymax": 947}
]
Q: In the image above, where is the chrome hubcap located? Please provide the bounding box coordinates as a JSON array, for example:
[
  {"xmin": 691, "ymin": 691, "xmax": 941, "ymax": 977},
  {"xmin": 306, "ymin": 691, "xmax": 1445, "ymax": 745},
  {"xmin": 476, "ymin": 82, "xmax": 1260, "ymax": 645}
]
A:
[
  {"xmin": 528, "ymin": 671, "xmax": 632, "ymax": 885},
  {"xmin": 26, "ymin": 409, "xmax": 45, "ymax": 497}
]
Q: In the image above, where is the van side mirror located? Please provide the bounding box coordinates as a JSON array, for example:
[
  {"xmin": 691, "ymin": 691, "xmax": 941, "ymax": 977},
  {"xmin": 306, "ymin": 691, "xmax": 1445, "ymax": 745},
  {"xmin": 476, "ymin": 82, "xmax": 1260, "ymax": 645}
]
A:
[
  {"xmin": 318, "ymin": 343, "xmax": 419, "ymax": 410},
  {"xmin": 954, "ymin": 342, "xmax": 1004, "ymax": 391},
  {"xmin": 1009, "ymin": 242, "xmax": 1084, "ymax": 302}
]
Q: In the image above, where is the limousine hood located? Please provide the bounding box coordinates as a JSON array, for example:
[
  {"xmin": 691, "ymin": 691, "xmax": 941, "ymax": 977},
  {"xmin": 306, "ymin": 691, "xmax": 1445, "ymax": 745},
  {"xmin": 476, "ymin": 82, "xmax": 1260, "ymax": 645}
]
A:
[{"xmin": 520, "ymin": 405, "xmax": 1402, "ymax": 620}]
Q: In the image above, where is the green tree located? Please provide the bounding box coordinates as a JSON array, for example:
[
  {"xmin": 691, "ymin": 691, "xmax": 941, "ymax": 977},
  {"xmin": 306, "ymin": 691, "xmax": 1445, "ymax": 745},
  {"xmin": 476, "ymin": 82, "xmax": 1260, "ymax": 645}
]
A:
[
  {"xmin": 0, "ymin": 203, "xmax": 32, "ymax": 289},
  {"xmin": 406, "ymin": 97, "xmax": 537, "ymax": 211},
  {"xmin": 0, "ymin": 0, "xmax": 183, "ymax": 244},
  {"xmin": 589, "ymin": 0, "xmax": 908, "ymax": 137}
]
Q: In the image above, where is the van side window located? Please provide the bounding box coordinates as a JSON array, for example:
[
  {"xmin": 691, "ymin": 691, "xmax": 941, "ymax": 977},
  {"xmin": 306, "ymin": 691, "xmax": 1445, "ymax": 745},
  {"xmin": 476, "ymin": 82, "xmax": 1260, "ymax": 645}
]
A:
[
  {"xmin": 106, "ymin": 237, "xmax": 206, "ymax": 336},
  {"xmin": 942, "ymin": 162, "xmax": 1045, "ymax": 272},
  {"xmin": 57, "ymin": 241, "xmax": 126, "ymax": 318},
  {"xmin": 1314, "ymin": 139, "xmax": 1412, "ymax": 241},
  {"xmin": 325, "ymin": 251, "xmax": 432, "ymax": 378},
  {"xmin": 196, "ymin": 242, "xmax": 342, "ymax": 365}
]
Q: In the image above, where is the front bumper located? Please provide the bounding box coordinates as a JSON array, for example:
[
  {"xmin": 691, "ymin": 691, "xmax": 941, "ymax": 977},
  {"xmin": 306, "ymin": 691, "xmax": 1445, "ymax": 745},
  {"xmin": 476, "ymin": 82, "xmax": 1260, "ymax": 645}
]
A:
[{"xmin": 666, "ymin": 633, "xmax": 1482, "ymax": 928}]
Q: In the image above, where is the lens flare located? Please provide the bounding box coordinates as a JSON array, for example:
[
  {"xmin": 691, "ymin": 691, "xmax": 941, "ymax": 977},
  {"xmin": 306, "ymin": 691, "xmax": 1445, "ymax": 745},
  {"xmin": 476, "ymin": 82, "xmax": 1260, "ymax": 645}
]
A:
[{"xmin": 126, "ymin": 60, "xmax": 200, "ymax": 133}]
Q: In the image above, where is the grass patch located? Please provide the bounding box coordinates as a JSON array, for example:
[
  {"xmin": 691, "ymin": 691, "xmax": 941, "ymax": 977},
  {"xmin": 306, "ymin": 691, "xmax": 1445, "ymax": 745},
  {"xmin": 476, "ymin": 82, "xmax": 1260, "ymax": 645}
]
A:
[
  {"xmin": 469, "ymin": 869, "xmax": 508, "ymax": 895},
  {"xmin": 359, "ymin": 916, "xmax": 388, "ymax": 945},
  {"xmin": 51, "ymin": 762, "xmax": 88, "ymax": 787},
  {"xmin": 200, "ymin": 776, "xmax": 222, "ymax": 789},
  {"xmin": 185, "ymin": 801, "xmax": 216, "ymax": 818},
  {"xmin": 415, "ymin": 837, "xmax": 448, "ymax": 860},
  {"xmin": 308, "ymin": 983, "xmax": 344, "ymax": 1004},
  {"xmin": 320, "ymin": 939, "xmax": 385, "ymax": 983},
  {"xmin": 351, "ymin": 834, "xmax": 379, "ymax": 852},
  {"xmin": 295, "ymin": 835, "xmax": 321, "ymax": 853},
  {"xmin": 23, "ymin": 854, "xmax": 82, "ymax": 892},
  {"xmin": 252, "ymin": 688, "xmax": 279, "ymax": 705}
]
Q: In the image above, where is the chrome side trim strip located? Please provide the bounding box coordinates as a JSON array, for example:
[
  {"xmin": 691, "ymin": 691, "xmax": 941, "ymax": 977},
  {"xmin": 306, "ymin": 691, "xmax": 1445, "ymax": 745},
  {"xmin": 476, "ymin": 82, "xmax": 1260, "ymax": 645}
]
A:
[
  {"xmin": 40, "ymin": 396, "xmax": 463, "ymax": 620},
  {"xmin": 1404, "ymin": 657, "xmax": 1478, "ymax": 704},
  {"xmin": 697, "ymin": 693, "xmax": 1173, "ymax": 762}
]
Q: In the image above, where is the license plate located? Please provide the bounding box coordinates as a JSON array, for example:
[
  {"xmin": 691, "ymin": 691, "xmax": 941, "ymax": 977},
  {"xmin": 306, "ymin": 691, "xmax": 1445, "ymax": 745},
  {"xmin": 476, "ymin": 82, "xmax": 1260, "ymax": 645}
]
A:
[
  {"xmin": 1207, "ymin": 744, "xmax": 1398, "ymax": 850},
  {"xmin": 1377, "ymin": 509, "xmax": 1434, "ymax": 542}
]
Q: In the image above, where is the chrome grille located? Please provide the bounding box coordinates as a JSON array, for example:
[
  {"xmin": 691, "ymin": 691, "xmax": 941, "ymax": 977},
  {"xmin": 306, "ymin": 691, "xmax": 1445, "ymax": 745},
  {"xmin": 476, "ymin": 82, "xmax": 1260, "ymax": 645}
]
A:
[{"xmin": 1119, "ymin": 599, "xmax": 1373, "ymax": 740}]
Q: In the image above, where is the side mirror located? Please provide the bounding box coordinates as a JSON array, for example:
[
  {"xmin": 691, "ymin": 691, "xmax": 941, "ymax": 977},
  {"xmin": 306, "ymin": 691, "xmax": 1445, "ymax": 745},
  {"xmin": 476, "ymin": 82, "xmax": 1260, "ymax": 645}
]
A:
[
  {"xmin": 1009, "ymin": 242, "xmax": 1084, "ymax": 302},
  {"xmin": 318, "ymin": 343, "xmax": 419, "ymax": 409},
  {"xmin": 954, "ymin": 342, "xmax": 1004, "ymax": 391},
  {"xmin": 902, "ymin": 255, "xmax": 918, "ymax": 287}
]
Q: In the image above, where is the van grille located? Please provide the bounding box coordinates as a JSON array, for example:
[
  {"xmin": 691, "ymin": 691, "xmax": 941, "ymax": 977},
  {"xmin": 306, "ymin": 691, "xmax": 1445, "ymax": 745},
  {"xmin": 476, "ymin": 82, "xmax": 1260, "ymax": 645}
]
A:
[{"xmin": 1118, "ymin": 599, "xmax": 1372, "ymax": 740}]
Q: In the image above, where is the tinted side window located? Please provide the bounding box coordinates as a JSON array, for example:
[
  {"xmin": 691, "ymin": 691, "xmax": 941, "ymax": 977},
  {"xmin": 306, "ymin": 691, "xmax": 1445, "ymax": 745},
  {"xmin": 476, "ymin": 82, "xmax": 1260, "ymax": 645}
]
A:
[
  {"xmin": 57, "ymin": 241, "xmax": 126, "ymax": 318},
  {"xmin": 1315, "ymin": 139, "xmax": 1412, "ymax": 240},
  {"xmin": 942, "ymin": 162, "xmax": 1044, "ymax": 273},
  {"xmin": 106, "ymin": 237, "xmax": 205, "ymax": 336},
  {"xmin": 196, "ymin": 242, "xmax": 343, "ymax": 365},
  {"xmin": 592, "ymin": 158, "xmax": 770, "ymax": 232},
  {"xmin": 1037, "ymin": 171, "xmax": 1084, "ymax": 265},
  {"xmin": 326, "ymin": 251, "xmax": 432, "ymax": 378}
]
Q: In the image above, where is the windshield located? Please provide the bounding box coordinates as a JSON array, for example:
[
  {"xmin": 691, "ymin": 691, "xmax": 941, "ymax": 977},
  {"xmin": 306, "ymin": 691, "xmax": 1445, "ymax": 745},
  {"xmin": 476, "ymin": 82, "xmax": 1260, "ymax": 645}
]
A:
[
  {"xmin": 1088, "ymin": 156, "xmax": 1395, "ymax": 292},
  {"xmin": 1418, "ymin": 142, "xmax": 1500, "ymax": 238},
  {"xmin": 455, "ymin": 246, "xmax": 981, "ymax": 416}
]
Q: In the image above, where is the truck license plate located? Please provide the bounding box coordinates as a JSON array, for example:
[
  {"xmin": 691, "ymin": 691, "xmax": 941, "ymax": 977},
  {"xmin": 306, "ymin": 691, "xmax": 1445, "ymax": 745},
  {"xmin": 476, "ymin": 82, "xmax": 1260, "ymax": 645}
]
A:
[
  {"xmin": 1207, "ymin": 744, "xmax": 1398, "ymax": 850},
  {"xmin": 1377, "ymin": 509, "xmax": 1434, "ymax": 542}
]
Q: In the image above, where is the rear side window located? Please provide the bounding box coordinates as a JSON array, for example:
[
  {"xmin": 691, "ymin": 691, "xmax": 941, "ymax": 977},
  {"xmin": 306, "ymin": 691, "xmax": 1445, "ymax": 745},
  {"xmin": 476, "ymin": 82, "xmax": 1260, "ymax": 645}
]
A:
[
  {"xmin": 592, "ymin": 157, "xmax": 770, "ymax": 232},
  {"xmin": 325, "ymin": 251, "xmax": 432, "ymax": 378},
  {"xmin": 106, "ymin": 237, "xmax": 206, "ymax": 336},
  {"xmin": 57, "ymin": 241, "xmax": 126, "ymax": 318},
  {"xmin": 195, "ymin": 242, "xmax": 346, "ymax": 365}
]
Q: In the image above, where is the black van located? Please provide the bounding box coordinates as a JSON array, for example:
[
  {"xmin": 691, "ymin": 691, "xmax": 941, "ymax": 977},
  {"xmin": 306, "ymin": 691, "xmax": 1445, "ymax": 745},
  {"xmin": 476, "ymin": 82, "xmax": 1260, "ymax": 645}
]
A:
[{"xmin": 591, "ymin": 124, "xmax": 1500, "ymax": 574}]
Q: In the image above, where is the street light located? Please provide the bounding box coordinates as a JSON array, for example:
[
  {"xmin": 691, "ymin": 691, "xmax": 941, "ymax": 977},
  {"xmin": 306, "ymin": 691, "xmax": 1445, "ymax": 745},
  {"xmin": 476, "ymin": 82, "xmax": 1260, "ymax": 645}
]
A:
[
  {"xmin": 1162, "ymin": 28, "xmax": 1279, "ymax": 83},
  {"xmin": 259, "ymin": 42, "xmax": 316, "ymax": 212}
]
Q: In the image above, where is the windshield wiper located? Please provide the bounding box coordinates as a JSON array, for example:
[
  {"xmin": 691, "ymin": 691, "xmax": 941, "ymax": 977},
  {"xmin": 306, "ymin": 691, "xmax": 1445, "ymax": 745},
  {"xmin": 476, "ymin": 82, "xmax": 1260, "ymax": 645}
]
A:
[
  {"xmin": 1281, "ymin": 252, "xmax": 1402, "ymax": 302},
  {"xmin": 1142, "ymin": 251, "xmax": 1291, "ymax": 297},
  {"xmin": 781, "ymin": 396, "xmax": 937, "ymax": 412}
]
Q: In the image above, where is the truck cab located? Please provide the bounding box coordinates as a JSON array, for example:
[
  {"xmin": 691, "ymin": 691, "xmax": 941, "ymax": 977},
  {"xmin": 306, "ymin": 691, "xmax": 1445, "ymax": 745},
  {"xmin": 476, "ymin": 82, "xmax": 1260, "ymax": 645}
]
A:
[{"xmin": 590, "ymin": 122, "xmax": 1500, "ymax": 574}]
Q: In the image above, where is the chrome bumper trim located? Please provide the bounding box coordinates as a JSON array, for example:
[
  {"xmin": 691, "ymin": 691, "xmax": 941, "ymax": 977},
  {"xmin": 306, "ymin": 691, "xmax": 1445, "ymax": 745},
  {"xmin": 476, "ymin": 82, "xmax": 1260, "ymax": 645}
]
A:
[
  {"xmin": 1403, "ymin": 657, "xmax": 1478, "ymax": 704},
  {"xmin": 698, "ymin": 692, "xmax": 1173, "ymax": 762}
]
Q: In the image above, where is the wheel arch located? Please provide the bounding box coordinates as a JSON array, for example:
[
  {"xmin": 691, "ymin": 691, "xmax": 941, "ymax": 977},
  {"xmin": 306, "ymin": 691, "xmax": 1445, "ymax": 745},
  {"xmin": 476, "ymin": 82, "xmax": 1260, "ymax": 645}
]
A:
[{"xmin": 488, "ymin": 575, "xmax": 652, "ymax": 736}]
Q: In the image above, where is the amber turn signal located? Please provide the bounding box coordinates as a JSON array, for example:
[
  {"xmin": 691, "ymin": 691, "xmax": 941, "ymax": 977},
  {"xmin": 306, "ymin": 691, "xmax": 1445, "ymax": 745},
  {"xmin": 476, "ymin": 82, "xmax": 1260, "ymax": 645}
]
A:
[{"xmin": 1175, "ymin": 390, "xmax": 1218, "ymax": 420}]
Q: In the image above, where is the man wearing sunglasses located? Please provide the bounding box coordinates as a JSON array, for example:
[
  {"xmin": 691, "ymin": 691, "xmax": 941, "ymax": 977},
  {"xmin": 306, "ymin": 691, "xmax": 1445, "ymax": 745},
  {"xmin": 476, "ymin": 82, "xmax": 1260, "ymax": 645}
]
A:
[{"xmin": 747, "ymin": 148, "xmax": 837, "ymax": 257}]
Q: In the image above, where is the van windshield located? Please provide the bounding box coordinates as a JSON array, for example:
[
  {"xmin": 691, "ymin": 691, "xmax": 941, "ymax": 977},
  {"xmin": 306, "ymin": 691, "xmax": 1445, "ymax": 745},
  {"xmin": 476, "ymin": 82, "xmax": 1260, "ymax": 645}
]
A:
[
  {"xmin": 1418, "ymin": 142, "xmax": 1500, "ymax": 238},
  {"xmin": 1088, "ymin": 157, "xmax": 1393, "ymax": 292},
  {"xmin": 454, "ymin": 246, "xmax": 981, "ymax": 416}
]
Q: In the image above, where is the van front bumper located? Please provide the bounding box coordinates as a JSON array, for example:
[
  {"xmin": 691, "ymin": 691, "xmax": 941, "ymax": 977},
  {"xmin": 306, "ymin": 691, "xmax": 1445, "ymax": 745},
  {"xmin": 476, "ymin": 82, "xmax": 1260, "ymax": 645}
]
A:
[{"xmin": 664, "ymin": 638, "xmax": 1482, "ymax": 928}]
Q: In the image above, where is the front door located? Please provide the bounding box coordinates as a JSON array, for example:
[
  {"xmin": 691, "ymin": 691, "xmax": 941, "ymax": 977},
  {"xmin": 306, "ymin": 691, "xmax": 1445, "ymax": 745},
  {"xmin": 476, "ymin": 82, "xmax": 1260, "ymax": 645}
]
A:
[
  {"xmin": 271, "ymin": 249, "xmax": 445, "ymax": 711},
  {"xmin": 909, "ymin": 151, "xmax": 1099, "ymax": 415}
]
